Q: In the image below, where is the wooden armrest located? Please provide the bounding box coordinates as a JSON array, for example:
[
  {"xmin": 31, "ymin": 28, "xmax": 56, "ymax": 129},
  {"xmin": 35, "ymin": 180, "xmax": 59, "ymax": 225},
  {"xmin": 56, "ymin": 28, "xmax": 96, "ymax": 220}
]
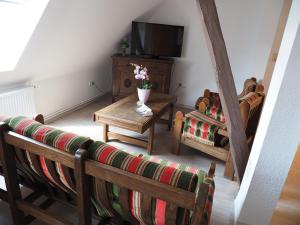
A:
[
  {"xmin": 218, "ymin": 129, "xmax": 228, "ymax": 137},
  {"xmin": 208, "ymin": 162, "xmax": 216, "ymax": 178},
  {"xmin": 174, "ymin": 111, "xmax": 184, "ymax": 139}
]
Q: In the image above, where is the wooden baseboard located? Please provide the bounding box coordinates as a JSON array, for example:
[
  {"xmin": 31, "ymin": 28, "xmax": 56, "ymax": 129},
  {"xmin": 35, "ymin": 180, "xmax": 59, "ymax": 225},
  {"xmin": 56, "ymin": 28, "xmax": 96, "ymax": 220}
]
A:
[{"xmin": 44, "ymin": 92, "xmax": 111, "ymax": 124}]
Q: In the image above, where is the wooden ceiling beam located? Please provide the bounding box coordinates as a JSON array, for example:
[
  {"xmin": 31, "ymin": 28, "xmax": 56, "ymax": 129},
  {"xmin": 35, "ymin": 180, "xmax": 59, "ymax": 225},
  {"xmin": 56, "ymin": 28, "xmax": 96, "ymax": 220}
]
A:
[{"xmin": 197, "ymin": 0, "xmax": 249, "ymax": 182}]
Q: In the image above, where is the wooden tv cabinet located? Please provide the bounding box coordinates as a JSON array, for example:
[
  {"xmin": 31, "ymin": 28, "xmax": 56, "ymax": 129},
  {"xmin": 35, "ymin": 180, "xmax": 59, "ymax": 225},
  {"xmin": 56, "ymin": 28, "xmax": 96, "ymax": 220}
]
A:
[{"xmin": 111, "ymin": 54, "xmax": 174, "ymax": 102}]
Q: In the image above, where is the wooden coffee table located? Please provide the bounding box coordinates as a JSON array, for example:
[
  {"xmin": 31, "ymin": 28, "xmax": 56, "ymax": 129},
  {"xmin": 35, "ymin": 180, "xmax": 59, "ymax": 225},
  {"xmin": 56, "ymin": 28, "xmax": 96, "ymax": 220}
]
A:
[{"xmin": 94, "ymin": 93, "xmax": 177, "ymax": 154}]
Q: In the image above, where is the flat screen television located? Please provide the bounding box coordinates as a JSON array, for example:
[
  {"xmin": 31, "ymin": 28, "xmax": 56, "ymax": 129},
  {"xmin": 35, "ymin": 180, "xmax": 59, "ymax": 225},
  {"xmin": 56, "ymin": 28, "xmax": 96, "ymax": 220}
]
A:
[{"xmin": 131, "ymin": 21, "xmax": 184, "ymax": 58}]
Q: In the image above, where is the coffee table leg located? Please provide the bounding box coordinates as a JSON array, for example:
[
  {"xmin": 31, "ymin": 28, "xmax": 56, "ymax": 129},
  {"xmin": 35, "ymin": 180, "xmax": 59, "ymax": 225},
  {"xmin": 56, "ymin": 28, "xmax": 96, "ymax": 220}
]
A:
[
  {"xmin": 168, "ymin": 104, "xmax": 174, "ymax": 131},
  {"xmin": 102, "ymin": 124, "xmax": 108, "ymax": 142},
  {"xmin": 147, "ymin": 123, "xmax": 155, "ymax": 155}
]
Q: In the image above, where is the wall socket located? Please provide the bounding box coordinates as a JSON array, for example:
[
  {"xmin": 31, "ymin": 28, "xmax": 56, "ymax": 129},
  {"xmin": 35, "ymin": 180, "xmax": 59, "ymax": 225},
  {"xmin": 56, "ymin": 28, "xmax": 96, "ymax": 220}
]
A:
[
  {"xmin": 89, "ymin": 81, "xmax": 95, "ymax": 86},
  {"xmin": 178, "ymin": 82, "xmax": 186, "ymax": 88}
]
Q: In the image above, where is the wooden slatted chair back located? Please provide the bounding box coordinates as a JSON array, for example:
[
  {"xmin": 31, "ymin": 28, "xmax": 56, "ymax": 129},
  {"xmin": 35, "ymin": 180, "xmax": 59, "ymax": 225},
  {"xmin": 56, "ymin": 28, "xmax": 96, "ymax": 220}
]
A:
[{"xmin": 0, "ymin": 122, "xmax": 83, "ymax": 225}]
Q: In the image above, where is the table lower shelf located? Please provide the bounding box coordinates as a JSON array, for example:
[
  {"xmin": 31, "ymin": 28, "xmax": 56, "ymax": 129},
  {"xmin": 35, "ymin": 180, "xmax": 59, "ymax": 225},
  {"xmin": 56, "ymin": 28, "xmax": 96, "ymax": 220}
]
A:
[{"xmin": 102, "ymin": 125, "xmax": 155, "ymax": 155}]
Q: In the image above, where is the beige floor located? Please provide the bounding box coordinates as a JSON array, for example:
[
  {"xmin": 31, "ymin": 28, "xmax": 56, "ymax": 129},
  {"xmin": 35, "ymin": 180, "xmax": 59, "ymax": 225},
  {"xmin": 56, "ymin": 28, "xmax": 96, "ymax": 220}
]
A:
[
  {"xmin": 0, "ymin": 95, "xmax": 238, "ymax": 225},
  {"xmin": 270, "ymin": 145, "xmax": 300, "ymax": 225}
]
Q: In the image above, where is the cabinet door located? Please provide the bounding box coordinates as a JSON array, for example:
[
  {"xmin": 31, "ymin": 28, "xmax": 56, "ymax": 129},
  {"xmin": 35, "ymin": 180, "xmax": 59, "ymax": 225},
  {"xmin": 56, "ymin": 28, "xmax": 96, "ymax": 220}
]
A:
[
  {"xmin": 118, "ymin": 66, "xmax": 136, "ymax": 96},
  {"xmin": 150, "ymin": 72, "xmax": 167, "ymax": 93}
]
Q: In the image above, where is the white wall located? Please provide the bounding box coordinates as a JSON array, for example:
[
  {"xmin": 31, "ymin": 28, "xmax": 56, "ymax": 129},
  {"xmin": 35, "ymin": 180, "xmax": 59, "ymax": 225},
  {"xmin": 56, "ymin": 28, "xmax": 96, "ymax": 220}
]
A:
[
  {"xmin": 235, "ymin": 1, "xmax": 300, "ymax": 224},
  {"xmin": 0, "ymin": 0, "xmax": 283, "ymax": 116},
  {"xmin": 0, "ymin": 0, "xmax": 163, "ymax": 117},
  {"xmin": 147, "ymin": 0, "xmax": 283, "ymax": 107}
]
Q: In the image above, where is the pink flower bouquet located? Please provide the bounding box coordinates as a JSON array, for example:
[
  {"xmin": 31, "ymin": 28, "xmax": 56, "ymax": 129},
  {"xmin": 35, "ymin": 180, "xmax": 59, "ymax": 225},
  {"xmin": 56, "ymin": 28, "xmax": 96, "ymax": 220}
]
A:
[{"xmin": 130, "ymin": 63, "xmax": 152, "ymax": 89}]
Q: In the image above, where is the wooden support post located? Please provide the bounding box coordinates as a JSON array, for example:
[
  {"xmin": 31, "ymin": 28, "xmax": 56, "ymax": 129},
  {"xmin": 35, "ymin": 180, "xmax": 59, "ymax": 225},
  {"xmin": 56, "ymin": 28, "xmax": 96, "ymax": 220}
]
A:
[
  {"xmin": 197, "ymin": 0, "xmax": 249, "ymax": 182},
  {"xmin": 263, "ymin": 0, "xmax": 292, "ymax": 93}
]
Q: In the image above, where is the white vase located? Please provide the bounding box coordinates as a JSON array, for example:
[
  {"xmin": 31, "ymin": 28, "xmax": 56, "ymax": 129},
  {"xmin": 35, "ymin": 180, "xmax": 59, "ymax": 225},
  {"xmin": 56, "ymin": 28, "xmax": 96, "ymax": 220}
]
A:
[{"xmin": 137, "ymin": 88, "xmax": 151, "ymax": 104}]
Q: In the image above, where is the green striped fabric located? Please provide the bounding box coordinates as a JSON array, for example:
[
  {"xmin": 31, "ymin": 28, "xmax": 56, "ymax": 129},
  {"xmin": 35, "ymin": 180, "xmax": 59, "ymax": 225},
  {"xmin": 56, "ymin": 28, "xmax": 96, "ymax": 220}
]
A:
[
  {"xmin": 183, "ymin": 115, "xmax": 219, "ymax": 146},
  {"xmin": 185, "ymin": 111, "xmax": 226, "ymax": 129},
  {"xmin": 183, "ymin": 110, "xmax": 229, "ymax": 147},
  {"xmin": 141, "ymin": 155, "xmax": 215, "ymax": 225},
  {"xmin": 7, "ymin": 116, "xmax": 90, "ymax": 193},
  {"xmin": 88, "ymin": 141, "xmax": 214, "ymax": 225}
]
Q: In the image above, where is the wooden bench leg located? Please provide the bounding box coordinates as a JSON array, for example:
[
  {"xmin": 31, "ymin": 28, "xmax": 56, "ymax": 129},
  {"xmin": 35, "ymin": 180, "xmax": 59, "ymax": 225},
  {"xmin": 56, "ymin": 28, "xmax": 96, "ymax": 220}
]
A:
[
  {"xmin": 147, "ymin": 123, "xmax": 155, "ymax": 155},
  {"xmin": 173, "ymin": 111, "xmax": 184, "ymax": 155},
  {"xmin": 0, "ymin": 123, "xmax": 25, "ymax": 225},
  {"xmin": 224, "ymin": 150, "xmax": 235, "ymax": 180},
  {"xmin": 75, "ymin": 149, "xmax": 92, "ymax": 225}
]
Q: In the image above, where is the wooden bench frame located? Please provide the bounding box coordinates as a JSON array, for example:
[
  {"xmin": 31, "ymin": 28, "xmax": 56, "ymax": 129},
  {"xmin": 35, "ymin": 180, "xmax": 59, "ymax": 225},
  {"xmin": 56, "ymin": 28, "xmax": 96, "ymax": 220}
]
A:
[
  {"xmin": 174, "ymin": 88, "xmax": 264, "ymax": 180},
  {"xmin": 0, "ymin": 115, "xmax": 215, "ymax": 225}
]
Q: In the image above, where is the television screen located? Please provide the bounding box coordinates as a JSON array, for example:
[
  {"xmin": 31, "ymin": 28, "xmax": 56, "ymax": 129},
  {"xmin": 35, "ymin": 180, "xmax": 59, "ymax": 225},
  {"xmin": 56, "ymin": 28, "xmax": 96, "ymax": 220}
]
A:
[{"xmin": 131, "ymin": 21, "xmax": 184, "ymax": 57}]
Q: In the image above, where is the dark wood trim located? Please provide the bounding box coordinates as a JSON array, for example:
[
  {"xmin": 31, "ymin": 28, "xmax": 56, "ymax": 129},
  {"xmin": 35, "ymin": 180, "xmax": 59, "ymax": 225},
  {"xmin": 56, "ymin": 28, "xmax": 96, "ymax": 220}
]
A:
[
  {"xmin": 85, "ymin": 160, "xmax": 197, "ymax": 210},
  {"xmin": 190, "ymin": 184, "xmax": 209, "ymax": 225},
  {"xmin": 16, "ymin": 200, "xmax": 75, "ymax": 225},
  {"xmin": 107, "ymin": 131, "xmax": 148, "ymax": 148},
  {"xmin": 0, "ymin": 188, "xmax": 8, "ymax": 202},
  {"xmin": 0, "ymin": 123, "xmax": 25, "ymax": 225},
  {"xmin": 75, "ymin": 149, "xmax": 92, "ymax": 225},
  {"xmin": 5, "ymin": 132, "xmax": 75, "ymax": 169},
  {"xmin": 24, "ymin": 198, "xmax": 55, "ymax": 225}
]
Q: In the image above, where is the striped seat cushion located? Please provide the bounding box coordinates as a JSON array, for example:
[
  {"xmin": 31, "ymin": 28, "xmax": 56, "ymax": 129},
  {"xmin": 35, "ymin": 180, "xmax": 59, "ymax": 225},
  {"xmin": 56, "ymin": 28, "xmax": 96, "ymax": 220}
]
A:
[
  {"xmin": 183, "ymin": 111, "xmax": 228, "ymax": 147},
  {"xmin": 8, "ymin": 116, "xmax": 90, "ymax": 193},
  {"xmin": 183, "ymin": 111, "xmax": 223, "ymax": 146},
  {"xmin": 88, "ymin": 141, "xmax": 212, "ymax": 225}
]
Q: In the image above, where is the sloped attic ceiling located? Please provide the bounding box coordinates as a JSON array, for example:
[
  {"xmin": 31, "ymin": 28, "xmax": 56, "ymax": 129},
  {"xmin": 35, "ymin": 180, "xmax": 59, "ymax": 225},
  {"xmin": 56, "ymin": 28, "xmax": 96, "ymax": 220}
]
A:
[{"xmin": 0, "ymin": 0, "xmax": 164, "ymax": 87}]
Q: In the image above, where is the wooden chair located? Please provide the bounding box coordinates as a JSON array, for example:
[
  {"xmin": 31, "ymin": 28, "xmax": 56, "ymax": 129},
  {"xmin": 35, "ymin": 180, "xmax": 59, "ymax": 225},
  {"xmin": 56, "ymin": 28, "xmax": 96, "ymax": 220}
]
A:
[
  {"xmin": 0, "ymin": 115, "xmax": 91, "ymax": 225},
  {"xmin": 173, "ymin": 79, "xmax": 264, "ymax": 180},
  {"xmin": 0, "ymin": 114, "xmax": 216, "ymax": 225},
  {"xmin": 0, "ymin": 114, "xmax": 54, "ymax": 205}
]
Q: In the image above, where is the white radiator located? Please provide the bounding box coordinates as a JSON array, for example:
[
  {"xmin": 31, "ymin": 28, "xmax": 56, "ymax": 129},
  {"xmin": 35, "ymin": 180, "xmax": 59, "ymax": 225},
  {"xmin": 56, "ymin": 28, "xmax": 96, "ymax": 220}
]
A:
[{"xmin": 0, "ymin": 86, "xmax": 36, "ymax": 117}]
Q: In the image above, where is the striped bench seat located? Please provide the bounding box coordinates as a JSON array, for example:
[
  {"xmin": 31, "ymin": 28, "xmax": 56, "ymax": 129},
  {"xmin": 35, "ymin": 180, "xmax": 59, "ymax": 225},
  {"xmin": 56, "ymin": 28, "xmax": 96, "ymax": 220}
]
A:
[
  {"xmin": 89, "ymin": 141, "xmax": 215, "ymax": 225},
  {"xmin": 0, "ymin": 115, "xmax": 215, "ymax": 225}
]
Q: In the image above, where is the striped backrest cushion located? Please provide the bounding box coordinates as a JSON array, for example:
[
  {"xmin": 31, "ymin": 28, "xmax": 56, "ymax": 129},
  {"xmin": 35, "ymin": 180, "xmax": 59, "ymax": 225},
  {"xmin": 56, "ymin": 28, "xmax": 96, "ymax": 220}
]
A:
[
  {"xmin": 186, "ymin": 111, "xmax": 226, "ymax": 129},
  {"xmin": 88, "ymin": 141, "xmax": 200, "ymax": 225},
  {"xmin": 208, "ymin": 92, "xmax": 221, "ymax": 106},
  {"xmin": 8, "ymin": 116, "xmax": 90, "ymax": 193},
  {"xmin": 141, "ymin": 155, "xmax": 215, "ymax": 225}
]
